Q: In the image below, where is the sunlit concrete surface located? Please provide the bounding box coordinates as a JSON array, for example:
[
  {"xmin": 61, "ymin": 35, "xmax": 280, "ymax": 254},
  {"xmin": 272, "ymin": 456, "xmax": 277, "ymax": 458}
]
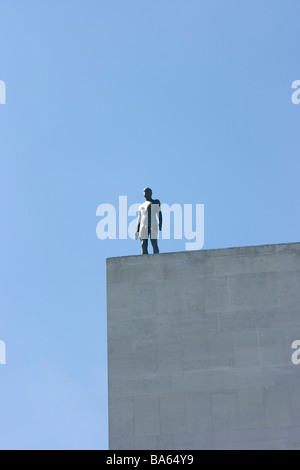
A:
[{"xmin": 107, "ymin": 242, "xmax": 300, "ymax": 450}]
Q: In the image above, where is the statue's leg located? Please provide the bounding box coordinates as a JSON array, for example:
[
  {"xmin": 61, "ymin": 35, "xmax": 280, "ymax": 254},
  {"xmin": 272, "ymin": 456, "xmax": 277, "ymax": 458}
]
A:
[
  {"xmin": 141, "ymin": 239, "xmax": 148, "ymax": 255},
  {"xmin": 150, "ymin": 237, "xmax": 159, "ymax": 254}
]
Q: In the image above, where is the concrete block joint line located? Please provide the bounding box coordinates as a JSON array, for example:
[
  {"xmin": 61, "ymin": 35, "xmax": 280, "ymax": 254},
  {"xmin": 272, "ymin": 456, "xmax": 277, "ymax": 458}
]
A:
[{"xmin": 107, "ymin": 242, "xmax": 300, "ymax": 450}]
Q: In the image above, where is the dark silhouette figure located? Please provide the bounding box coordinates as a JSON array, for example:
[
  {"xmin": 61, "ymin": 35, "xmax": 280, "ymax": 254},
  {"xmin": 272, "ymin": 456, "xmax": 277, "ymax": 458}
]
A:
[{"xmin": 135, "ymin": 188, "xmax": 162, "ymax": 254}]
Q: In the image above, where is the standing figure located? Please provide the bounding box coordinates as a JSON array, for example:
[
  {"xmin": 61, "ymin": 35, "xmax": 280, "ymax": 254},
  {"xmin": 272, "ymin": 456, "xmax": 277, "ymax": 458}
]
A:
[{"xmin": 135, "ymin": 188, "xmax": 162, "ymax": 254}]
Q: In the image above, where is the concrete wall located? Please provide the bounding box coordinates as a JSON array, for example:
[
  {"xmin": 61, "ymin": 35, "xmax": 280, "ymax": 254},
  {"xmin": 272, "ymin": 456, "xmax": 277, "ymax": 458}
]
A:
[{"xmin": 106, "ymin": 242, "xmax": 300, "ymax": 450}]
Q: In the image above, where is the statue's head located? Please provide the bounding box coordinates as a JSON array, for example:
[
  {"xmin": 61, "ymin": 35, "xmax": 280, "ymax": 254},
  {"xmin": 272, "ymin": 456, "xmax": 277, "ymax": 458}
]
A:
[{"xmin": 143, "ymin": 187, "xmax": 152, "ymax": 200}]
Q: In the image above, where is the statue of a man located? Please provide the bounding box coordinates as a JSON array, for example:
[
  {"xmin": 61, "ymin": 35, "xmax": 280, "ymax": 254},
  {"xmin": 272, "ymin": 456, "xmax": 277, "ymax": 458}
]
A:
[{"xmin": 135, "ymin": 188, "xmax": 162, "ymax": 254}]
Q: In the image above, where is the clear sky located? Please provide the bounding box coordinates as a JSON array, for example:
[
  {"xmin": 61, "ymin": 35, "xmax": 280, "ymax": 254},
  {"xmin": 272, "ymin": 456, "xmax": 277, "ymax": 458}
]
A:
[{"xmin": 0, "ymin": 0, "xmax": 299, "ymax": 450}]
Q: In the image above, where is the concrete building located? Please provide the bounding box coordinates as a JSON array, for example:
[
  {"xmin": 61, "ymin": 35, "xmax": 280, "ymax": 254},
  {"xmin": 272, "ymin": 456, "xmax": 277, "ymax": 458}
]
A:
[{"xmin": 106, "ymin": 242, "xmax": 300, "ymax": 450}]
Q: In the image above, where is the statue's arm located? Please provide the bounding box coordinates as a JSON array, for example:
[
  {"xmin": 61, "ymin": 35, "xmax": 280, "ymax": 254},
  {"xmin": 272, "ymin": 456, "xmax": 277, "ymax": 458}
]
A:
[
  {"xmin": 136, "ymin": 208, "xmax": 141, "ymax": 233},
  {"xmin": 159, "ymin": 209, "xmax": 162, "ymax": 231},
  {"xmin": 156, "ymin": 199, "xmax": 162, "ymax": 231}
]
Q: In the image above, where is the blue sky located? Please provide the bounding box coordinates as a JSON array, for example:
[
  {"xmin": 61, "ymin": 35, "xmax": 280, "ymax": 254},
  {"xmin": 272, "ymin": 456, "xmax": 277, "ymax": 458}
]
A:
[{"xmin": 0, "ymin": 0, "xmax": 299, "ymax": 449}]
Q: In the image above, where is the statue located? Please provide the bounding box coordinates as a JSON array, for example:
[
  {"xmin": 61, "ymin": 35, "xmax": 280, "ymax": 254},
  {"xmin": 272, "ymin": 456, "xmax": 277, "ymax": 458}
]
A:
[{"xmin": 135, "ymin": 188, "xmax": 162, "ymax": 254}]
